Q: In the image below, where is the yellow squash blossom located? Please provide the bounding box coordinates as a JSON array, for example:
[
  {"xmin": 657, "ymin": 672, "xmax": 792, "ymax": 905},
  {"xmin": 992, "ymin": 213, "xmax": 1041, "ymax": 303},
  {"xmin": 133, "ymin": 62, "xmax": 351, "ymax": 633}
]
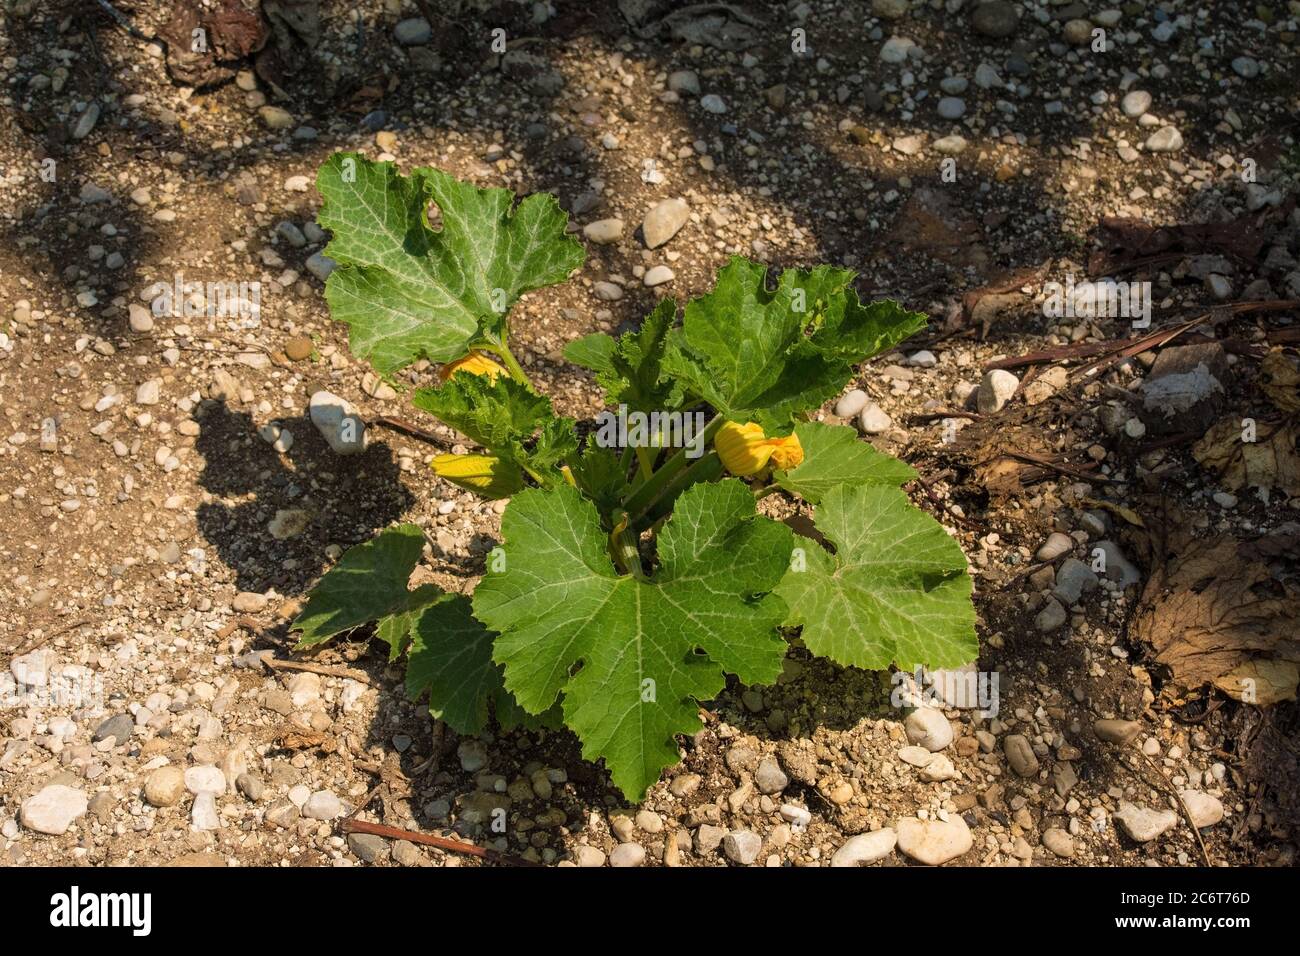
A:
[
  {"xmin": 437, "ymin": 351, "xmax": 505, "ymax": 383},
  {"xmin": 430, "ymin": 453, "xmax": 522, "ymax": 499},
  {"xmin": 715, "ymin": 421, "xmax": 804, "ymax": 476}
]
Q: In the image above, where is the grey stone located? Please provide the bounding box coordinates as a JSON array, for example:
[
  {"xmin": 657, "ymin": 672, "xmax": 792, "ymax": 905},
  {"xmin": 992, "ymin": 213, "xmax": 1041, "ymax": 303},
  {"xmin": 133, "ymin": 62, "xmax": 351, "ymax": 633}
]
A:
[
  {"xmin": 754, "ymin": 757, "xmax": 789, "ymax": 795},
  {"xmin": 695, "ymin": 823, "xmax": 726, "ymax": 854},
  {"xmin": 1035, "ymin": 599, "xmax": 1067, "ymax": 632},
  {"xmin": 93, "ymin": 714, "xmax": 134, "ymax": 746},
  {"xmin": 1052, "ymin": 558, "xmax": 1098, "ymax": 606},
  {"xmin": 348, "ymin": 832, "xmax": 390, "ymax": 862},
  {"xmin": 1003, "ymin": 734, "xmax": 1040, "ymax": 778},
  {"xmin": 723, "ymin": 829, "xmax": 762, "ymax": 865},
  {"xmin": 971, "ymin": 1, "xmax": 1018, "ymax": 38}
]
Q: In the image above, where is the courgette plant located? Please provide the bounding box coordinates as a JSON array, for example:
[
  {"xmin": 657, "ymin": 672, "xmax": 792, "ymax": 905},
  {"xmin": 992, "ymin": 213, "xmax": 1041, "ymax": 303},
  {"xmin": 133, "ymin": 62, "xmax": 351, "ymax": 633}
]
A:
[{"xmin": 293, "ymin": 153, "xmax": 977, "ymax": 799}]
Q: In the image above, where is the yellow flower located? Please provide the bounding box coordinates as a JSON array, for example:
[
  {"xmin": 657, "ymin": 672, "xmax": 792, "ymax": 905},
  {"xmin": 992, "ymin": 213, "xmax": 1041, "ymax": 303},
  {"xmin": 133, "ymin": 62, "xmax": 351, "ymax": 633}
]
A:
[
  {"xmin": 438, "ymin": 351, "xmax": 505, "ymax": 383},
  {"xmin": 430, "ymin": 453, "xmax": 522, "ymax": 499},
  {"xmin": 560, "ymin": 464, "xmax": 576, "ymax": 487},
  {"xmin": 715, "ymin": 421, "xmax": 804, "ymax": 476}
]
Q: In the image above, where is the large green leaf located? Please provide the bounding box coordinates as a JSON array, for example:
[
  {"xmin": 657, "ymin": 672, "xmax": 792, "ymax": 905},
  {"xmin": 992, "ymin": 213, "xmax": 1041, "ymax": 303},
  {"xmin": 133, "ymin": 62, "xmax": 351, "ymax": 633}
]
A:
[
  {"xmin": 293, "ymin": 524, "xmax": 428, "ymax": 648},
  {"xmin": 316, "ymin": 154, "xmax": 585, "ymax": 374},
  {"xmin": 774, "ymin": 422, "xmax": 916, "ymax": 503},
  {"xmin": 565, "ymin": 300, "xmax": 683, "ymax": 413},
  {"xmin": 776, "ymin": 484, "xmax": 977, "ymax": 671},
  {"xmin": 405, "ymin": 594, "xmax": 510, "ymax": 735},
  {"xmin": 473, "ymin": 480, "xmax": 794, "ymax": 798},
  {"xmin": 662, "ymin": 257, "xmax": 926, "ymax": 431}
]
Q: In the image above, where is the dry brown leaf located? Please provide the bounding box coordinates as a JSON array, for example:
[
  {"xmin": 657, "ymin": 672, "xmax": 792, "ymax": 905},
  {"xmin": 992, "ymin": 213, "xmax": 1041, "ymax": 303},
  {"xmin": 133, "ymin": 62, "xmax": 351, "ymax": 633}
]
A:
[
  {"xmin": 1131, "ymin": 534, "xmax": 1300, "ymax": 702},
  {"xmin": 1260, "ymin": 349, "xmax": 1300, "ymax": 415},
  {"xmin": 1214, "ymin": 660, "xmax": 1300, "ymax": 706},
  {"xmin": 1192, "ymin": 417, "xmax": 1300, "ymax": 498}
]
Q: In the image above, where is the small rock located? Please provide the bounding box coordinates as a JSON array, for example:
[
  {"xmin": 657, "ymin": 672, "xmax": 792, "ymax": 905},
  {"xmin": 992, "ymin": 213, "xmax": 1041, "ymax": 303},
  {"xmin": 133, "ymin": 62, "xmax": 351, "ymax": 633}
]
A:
[
  {"xmin": 145, "ymin": 766, "xmax": 186, "ymax": 808},
  {"xmin": 754, "ymin": 757, "xmax": 788, "ymax": 795},
  {"xmin": 303, "ymin": 790, "xmax": 343, "ymax": 820},
  {"xmin": 1093, "ymin": 719, "xmax": 1142, "ymax": 746},
  {"xmin": 695, "ymin": 824, "xmax": 726, "ymax": 854},
  {"xmin": 258, "ymin": 106, "xmax": 294, "ymax": 130},
  {"xmin": 832, "ymin": 828, "xmax": 897, "ymax": 866},
  {"xmin": 723, "ymin": 829, "xmax": 762, "ymax": 865},
  {"xmin": 1093, "ymin": 540, "xmax": 1141, "ymax": 587},
  {"xmin": 21, "ymin": 785, "xmax": 88, "ymax": 835},
  {"xmin": 1062, "ymin": 19, "xmax": 1093, "ymax": 46},
  {"xmin": 971, "ymin": 1, "xmax": 1018, "ymax": 38},
  {"xmin": 1180, "ymin": 791, "xmax": 1224, "ymax": 829},
  {"xmin": 905, "ymin": 707, "xmax": 954, "ymax": 752},
  {"xmin": 699, "ymin": 94, "xmax": 727, "ymax": 114},
  {"xmin": 1043, "ymin": 827, "xmax": 1075, "ymax": 858},
  {"xmin": 895, "ymin": 816, "xmax": 972, "ymax": 865},
  {"xmin": 1053, "ymin": 558, "xmax": 1099, "ymax": 606},
  {"xmin": 1035, "ymin": 599, "xmax": 1067, "ymax": 632},
  {"xmin": 643, "ymin": 265, "xmax": 675, "ymax": 287},
  {"xmin": 236, "ymin": 773, "xmax": 265, "ymax": 802},
  {"xmin": 184, "ymin": 766, "xmax": 227, "ymax": 796},
  {"xmin": 1035, "ymin": 532, "xmax": 1073, "ymax": 561},
  {"xmin": 190, "ymin": 792, "xmax": 220, "ymax": 831},
  {"xmin": 858, "ymin": 403, "xmax": 892, "ymax": 434},
  {"xmin": 642, "ymin": 198, "xmax": 690, "ymax": 249},
  {"xmin": 393, "ymin": 17, "xmax": 432, "ymax": 45},
  {"xmin": 583, "ymin": 219, "xmax": 624, "ymax": 244},
  {"xmin": 937, "ymin": 97, "xmax": 966, "ymax": 120},
  {"xmin": 1144, "ymin": 126, "xmax": 1183, "ymax": 153},
  {"xmin": 285, "ymin": 335, "xmax": 314, "ymax": 361},
  {"xmin": 93, "ymin": 713, "xmax": 134, "ymax": 746},
  {"xmin": 919, "ymin": 754, "xmax": 957, "ymax": 782},
  {"xmin": 836, "ymin": 388, "xmax": 869, "ymax": 418},
  {"xmin": 233, "ymin": 591, "xmax": 268, "ymax": 613},
  {"xmin": 458, "ymin": 740, "xmax": 487, "ymax": 773},
  {"xmin": 1113, "ymin": 802, "xmax": 1178, "ymax": 842},
  {"xmin": 1003, "ymin": 734, "xmax": 1040, "ymax": 778},
  {"xmin": 977, "ymin": 369, "xmax": 1019, "ymax": 413},
  {"xmin": 879, "ymin": 36, "xmax": 915, "ymax": 63},
  {"xmin": 574, "ymin": 845, "xmax": 606, "ymax": 867},
  {"xmin": 609, "ymin": 842, "xmax": 646, "ymax": 867},
  {"xmin": 667, "ymin": 70, "xmax": 700, "ymax": 96},
  {"xmin": 1121, "ymin": 90, "xmax": 1152, "ymax": 118},
  {"xmin": 309, "ymin": 390, "xmax": 367, "ymax": 455},
  {"xmin": 348, "ymin": 832, "xmax": 390, "ymax": 863}
]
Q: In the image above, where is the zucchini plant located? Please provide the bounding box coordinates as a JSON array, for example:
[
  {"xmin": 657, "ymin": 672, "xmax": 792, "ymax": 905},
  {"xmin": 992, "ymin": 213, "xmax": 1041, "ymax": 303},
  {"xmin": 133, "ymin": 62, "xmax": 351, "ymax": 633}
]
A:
[{"xmin": 293, "ymin": 153, "xmax": 977, "ymax": 799}]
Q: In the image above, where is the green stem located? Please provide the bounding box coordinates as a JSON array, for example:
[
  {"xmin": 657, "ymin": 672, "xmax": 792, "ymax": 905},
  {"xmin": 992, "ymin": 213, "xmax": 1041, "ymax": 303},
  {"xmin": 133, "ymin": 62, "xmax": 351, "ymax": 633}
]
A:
[
  {"xmin": 622, "ymin": 415, "xmax": 722, "ymax": 517},
  {"xmin": 634, "ymin": 445, "xmax": 657, "ymax": 480},
  {"xmin": 608, "ymin": 510, "xmax": 646, "ymax": 580},
  {"xmin": 482, "ymin": 339, "xmax": 530, "ymax": 386},
  {"xmin": 633, "ymin": 451, "xmax": 720, "ymax": 528}
]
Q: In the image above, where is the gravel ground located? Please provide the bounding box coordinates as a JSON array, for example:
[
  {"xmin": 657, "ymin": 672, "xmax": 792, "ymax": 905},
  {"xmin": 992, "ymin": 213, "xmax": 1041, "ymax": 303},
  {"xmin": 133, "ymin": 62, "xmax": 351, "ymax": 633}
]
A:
[{"xmin": 1, "ymin": 0, "xmax": 1298, "ymax": 867}]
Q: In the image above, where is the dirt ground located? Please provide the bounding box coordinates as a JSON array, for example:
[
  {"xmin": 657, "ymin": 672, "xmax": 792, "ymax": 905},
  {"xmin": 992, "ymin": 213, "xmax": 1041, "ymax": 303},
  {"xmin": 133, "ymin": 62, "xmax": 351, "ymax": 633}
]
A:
[{"xmin": 1, "ymin": 0, "xmax": 1298, "ymax": 868}]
